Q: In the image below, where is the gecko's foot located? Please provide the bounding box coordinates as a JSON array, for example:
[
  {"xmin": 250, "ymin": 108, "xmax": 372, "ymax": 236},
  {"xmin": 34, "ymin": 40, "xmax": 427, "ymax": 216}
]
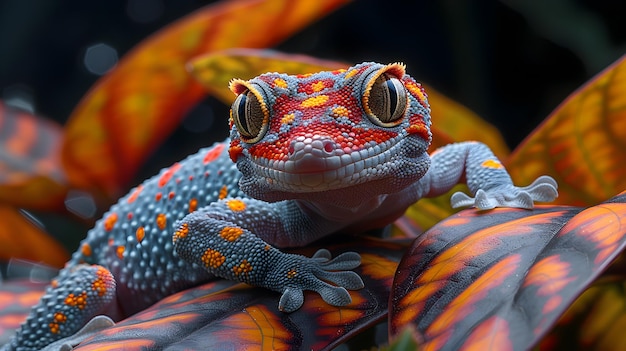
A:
[
  {"xmin": 276, "ymin": 249, "xmax": 364, "ymax": 313},
  {"xmin": 450, "ymin": 175, "xmax": 559, "ymax": 210}
]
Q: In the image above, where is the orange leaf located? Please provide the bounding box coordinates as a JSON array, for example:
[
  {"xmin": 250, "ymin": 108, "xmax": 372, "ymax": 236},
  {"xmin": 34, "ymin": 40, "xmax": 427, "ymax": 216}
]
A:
[
  {"xmin": 507, "ymin": 54, "xmax": 626, "ymax": 206},
  {"xmin": 0, "ymin": 205, "xmax": 69, "ymax": 267},
  {"xmin": 61, "ymin": 0, "xmax": 351, "ymax": 198},
  {"xmin": 0, "ymin": 102, "xmax": 68, "ymax": 210}
]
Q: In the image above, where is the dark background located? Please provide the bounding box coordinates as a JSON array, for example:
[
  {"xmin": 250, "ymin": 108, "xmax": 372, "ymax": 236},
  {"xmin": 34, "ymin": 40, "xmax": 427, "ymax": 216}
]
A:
[{"xmin": 0, "ymin": 0, "xmax": 625, "ymax": 211}]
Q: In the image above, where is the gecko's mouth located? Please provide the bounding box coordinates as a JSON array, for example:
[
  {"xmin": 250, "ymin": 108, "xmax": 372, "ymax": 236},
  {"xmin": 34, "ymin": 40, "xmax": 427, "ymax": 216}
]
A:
[{"xmin": 247, "ymin": 137, "xmax": 406, "ymax": 193}]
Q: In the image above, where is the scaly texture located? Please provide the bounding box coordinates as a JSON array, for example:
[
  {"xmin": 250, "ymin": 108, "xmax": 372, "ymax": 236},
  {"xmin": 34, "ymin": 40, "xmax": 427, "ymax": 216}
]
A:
[{"xmin": 4, "ymin": 62, "xmax": 557, "ymax": 350}]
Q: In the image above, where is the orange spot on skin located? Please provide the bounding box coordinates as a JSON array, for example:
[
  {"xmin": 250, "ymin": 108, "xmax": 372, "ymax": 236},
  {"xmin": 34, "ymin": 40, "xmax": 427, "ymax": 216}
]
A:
[
  {"xmin": 168, "ymin": 191, "xmax": 175, "ymax": 200},
  {"xmin": 203, "ymin": 143, "xmax": 225, "ymax": 164},
  {"xmin": 202, "ymin": 248, "xmax": 226, "ymax": 268},
  {"xmin": 226, "ymin": 199, "xmax": 246, "ymax": 212},
  {"xmin": 481, "ymin": 159, "xmax": 504, "ymax": 169},
  {"xmin": 220, "ymin": 226, "xmax": 244, "ymax": 242},
  {"xmin": 233, "ymin": 259, "xmax": 253, "ymax": 277},
  {"xmin": 188, "ymin": 198, "xmax": 198, "ymax": 213},
  {"xmin": 127, "ymin": 185, "xmax": 143, "ymax": 203},
  {"xmin": 173, "ymin": 223, "xmax": 189, "ymax": 243},
  {"xmin": 156, "ymin": 213, "xmax": 167, "ymax": 230},
  {"xmin": 287, "ymin": 269, "xmax": 297, "ymax": 279},
  {"xmin": 158, "ymin": 163, "xmax": 182, "ymax": 187},
  {"xmin": 92, "ymin": 267, "xmax": 111, "ymax": 296},
  {"xmin": 301, "ymin": 95, "xmax": 329, "ymax": 108},
  {"xmin": 136, "ymin": 226, "xmax": 145, "ymax": 243},
  {"xmin": 116, "ymin": 246, "xmax": 125, "ymax": 259},
  {"xmin": 103, "ymin": 213, "xmax": 118, "ymax": 232},
  {"xmin": 155, "ymin": 192, "xmax": 163, "ymax": 202},
  {"xmin": 49, "ymin": 311, "xmax": 67, "ymax": 333},
  {"xmin": 65, "ymin": 292, "xmax": 88, "ymax": 310},
  {"xmin": 81, "ymin": 243, "xmax": 92, "ymax": 257},
  {"xmin": 219, "ymin": 185, "xmax": 228, "ymax": 200}
]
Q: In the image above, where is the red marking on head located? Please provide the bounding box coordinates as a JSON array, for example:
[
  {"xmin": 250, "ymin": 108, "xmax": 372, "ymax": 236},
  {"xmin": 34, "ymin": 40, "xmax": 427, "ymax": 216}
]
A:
[
  {"xmin": 406, "ymin": 113, "xmax": 430, "ymax": 141},
  {"xmin": 249, "ymin": 122, "xmax": 397, "ymax": 161},
  {"xmin": 229, "ymin": 140, "xmax": 243, "ymax": 162},
  {"xmin": 168, "ymin": 191, "xmax": 175, "ymax": 200},
  {"xmin": 203, "ymin": 143, "xmax": 225, "ymax": 164},
  {"xmin": 158, "ymin": 163, "xmax": 181, "ymax": 187},
  {"xmin": 127, "ymin": 185, "xmax": 143, "ymax": 203},
  {"xmin": 127, "ymin": 212, "xmax": 133, "ymax": 220},
  {"xmin": 155, "ymin": 192, "xmax": 163, "ymax": 202}
]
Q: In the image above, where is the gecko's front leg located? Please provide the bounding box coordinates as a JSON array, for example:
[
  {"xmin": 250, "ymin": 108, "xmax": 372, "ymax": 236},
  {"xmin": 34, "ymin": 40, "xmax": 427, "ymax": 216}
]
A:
[{"xmin": 172, "ymin": 197, "xmax": 364, "ymax": 312}]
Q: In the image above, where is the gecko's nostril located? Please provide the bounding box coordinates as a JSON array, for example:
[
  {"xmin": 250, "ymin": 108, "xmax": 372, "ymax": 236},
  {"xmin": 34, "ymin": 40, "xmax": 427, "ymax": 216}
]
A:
[{"xmin": 323, "ymin": 140, "xmax": 334, "ymax": 154}]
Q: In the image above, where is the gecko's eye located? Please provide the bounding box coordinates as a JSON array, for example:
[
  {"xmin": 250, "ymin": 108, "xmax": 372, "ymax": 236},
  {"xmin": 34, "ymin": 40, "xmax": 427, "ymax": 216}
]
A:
[
  {"xmin": 363, "ymin": 73, "xmax": 408, "ymax": 127},
  {"xmin": 232, "ymin": 89, "xmax": 268, "ymax": 143}
]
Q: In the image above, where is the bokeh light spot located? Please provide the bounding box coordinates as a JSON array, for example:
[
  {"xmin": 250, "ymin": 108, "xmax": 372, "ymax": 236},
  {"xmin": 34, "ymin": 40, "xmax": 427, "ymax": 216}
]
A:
[{"xmin": 84, "ymin": 43, "xmax": 118, "ymax": 75}]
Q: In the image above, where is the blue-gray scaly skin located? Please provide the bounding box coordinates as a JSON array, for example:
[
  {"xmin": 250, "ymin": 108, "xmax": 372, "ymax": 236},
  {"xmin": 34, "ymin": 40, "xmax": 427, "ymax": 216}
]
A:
[{"xmin": 4, "ymin": 62, "xmax": 558, "ymax": 350}]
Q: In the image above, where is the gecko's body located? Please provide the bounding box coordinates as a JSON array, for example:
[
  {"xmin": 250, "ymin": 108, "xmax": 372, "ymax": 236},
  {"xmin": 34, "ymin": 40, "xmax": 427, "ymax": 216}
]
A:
[{"xmin": 4, "ymin": 62, "xmax": 557, "ymax": 350}]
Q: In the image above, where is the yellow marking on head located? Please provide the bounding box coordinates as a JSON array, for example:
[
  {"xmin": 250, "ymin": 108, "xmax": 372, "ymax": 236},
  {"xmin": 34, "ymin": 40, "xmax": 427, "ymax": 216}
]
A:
[
  {"xmin": 311, "ymin": 81, "xmax": 325, "ymax": 92},
  {"xmin": 481, "ymin": 159, "xmax": 504, "ymax": 169},
  {"xmin": 331, "ymin": 106, "xmax": 349, "ymax": 117},
  {"xmin": 301, "ymin": 95, "xmax": 329, "ymax": 108},
  {"xmin": 201, "ymin": 248, "xmax": 226, "ymax": 268},
  {"xmin": 344, "ymin": 69, "xmax": 358, "ymax": 79},
  {"xmin": 136, "ymin": 226, "xmax": 145, "ymax": 243},
  {"xmin": 220, "ymin": 226, "xmax": 244, "ymax": 242},
  {"xmin": 264, "ymin": 244, "xmax": 271, "ymax": 251},
  {"xmin": 173, "ymin": 223, "xmax": 189, "ymax": 243},
  {"xmin": 188, "ymin": 198, "xmax": 198, "ymax": 213},
  {"xmin": 405, "ymin": 81, "xmax": 427, "ymax": 102},
  {"xmin": 233, "ymin": 259, "xmax": 253, "ymax": 276},
  {"xmin": 287, "ymin": 269, "xmax": 297, "ymax": 279},
  {"xmin": 273, "ymin": 77, "xmax": 288, "ymax": 88},
  {"xmin": 156, "ymin": 213, "xmax": 167, "ymax": 230},
  {"xmin": 219, "ymin": 185, "xmax": 228, "ymax": 200},
  {"xmin": 226, "ymin": 199, "xmax": 246, "ymax": 212},
  {"xmin": 281, "ymin": 113, "xmax": 295, "ymax": 125}
]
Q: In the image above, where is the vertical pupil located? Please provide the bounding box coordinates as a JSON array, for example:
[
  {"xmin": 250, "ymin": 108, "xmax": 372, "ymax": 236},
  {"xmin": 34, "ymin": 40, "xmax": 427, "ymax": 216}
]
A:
[
  {"xmin": 384, "ymin": 78, "xmax": 398, "ymax": 116},
  {"xmin": 236, "ymin": 93, "xmax": 250, "ymax": 134}
]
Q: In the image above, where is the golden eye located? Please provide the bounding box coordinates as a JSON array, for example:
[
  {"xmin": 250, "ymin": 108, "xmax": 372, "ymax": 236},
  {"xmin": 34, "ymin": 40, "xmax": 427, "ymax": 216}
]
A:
[
  {"xmin": 364, "ymin": 73, "xmax": 408, "ymax": 126},
  {"xmin": 231, "ymin": 89, "xmax": 267, "ymax": 142}
]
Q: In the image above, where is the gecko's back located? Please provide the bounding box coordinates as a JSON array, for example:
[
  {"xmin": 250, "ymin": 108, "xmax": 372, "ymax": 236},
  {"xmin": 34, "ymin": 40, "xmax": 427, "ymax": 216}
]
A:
[{"xmin": 69, "ymin": 140, "xmax": 243, "ymax": 313}]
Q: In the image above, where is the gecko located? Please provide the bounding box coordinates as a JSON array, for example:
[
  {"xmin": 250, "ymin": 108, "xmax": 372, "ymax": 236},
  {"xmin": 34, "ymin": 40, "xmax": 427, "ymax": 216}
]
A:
[{"xmin": 4, "ymin": 62, "xmax": 558, "ymax": 350}]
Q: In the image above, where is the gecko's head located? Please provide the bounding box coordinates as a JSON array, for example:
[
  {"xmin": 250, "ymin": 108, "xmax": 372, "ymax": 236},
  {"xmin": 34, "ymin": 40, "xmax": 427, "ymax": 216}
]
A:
[{"xmin": 227, "ymin": 62, "xmax": 432, "ymax": 207}]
